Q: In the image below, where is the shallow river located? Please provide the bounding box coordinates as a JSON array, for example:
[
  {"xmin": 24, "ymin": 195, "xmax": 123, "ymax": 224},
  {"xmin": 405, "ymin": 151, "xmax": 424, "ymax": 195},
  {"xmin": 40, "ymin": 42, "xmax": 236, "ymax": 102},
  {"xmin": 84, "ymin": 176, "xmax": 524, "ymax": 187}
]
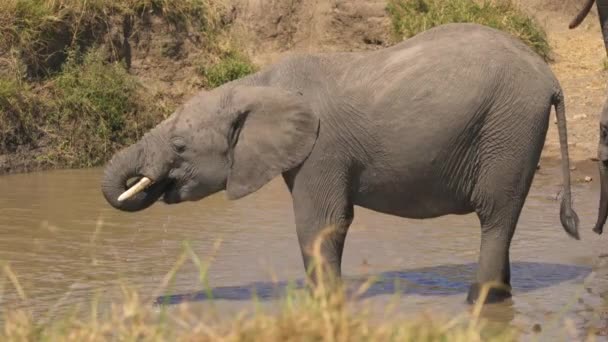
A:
[{"xmin": 2, "ymin": 160, "xmax": 608, "ymax": 340}]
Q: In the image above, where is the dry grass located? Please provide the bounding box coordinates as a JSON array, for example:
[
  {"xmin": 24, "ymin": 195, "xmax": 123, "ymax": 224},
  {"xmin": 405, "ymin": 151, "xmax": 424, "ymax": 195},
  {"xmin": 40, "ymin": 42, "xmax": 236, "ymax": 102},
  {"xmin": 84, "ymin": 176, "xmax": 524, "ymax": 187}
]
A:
[
  {"xmin": 0, "ymin": 275, "xmax": 518, "ymax": 341},
  {"xmin": 0, "ymin": 227, "xmax": 520, "ymax": 342}
]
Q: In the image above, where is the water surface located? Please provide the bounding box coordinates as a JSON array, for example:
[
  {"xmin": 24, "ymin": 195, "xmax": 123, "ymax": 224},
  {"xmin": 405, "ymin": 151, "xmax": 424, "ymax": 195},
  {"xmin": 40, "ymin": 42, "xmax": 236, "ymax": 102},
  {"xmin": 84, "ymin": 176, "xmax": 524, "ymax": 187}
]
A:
[{"xmin": 1, "ymin": 160, "xmax": 607, "ymax": 339}]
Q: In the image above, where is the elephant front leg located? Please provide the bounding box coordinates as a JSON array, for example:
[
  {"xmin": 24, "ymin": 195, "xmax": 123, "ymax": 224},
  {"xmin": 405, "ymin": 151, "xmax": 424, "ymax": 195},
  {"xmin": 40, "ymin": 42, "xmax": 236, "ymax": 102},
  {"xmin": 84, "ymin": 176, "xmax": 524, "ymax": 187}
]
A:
[
  {"xmin": 286, "ymin": 175, "xmax": 354, "ymax": 290},
  {"xmin": 296, "ymin": 218, "xmax": 351, "ymax": 288}
]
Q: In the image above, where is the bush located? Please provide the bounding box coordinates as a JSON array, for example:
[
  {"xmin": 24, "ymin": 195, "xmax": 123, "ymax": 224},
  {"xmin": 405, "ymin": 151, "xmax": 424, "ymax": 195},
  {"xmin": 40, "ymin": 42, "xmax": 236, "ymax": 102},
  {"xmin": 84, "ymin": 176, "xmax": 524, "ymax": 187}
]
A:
[
  {"xmin": 386, "ymin": 0, "xmax": 552, "ymax": 61},
  {"xmin": 48, "ymin": 50, "xmax": 165, "ymax": 167},
  {"xmin": 201, "ymin": 50, "xmax": 258, "ymax": 88},
  {"xmin": 0, "ymin": 77, "xmax": 45, "ymax": 154}
]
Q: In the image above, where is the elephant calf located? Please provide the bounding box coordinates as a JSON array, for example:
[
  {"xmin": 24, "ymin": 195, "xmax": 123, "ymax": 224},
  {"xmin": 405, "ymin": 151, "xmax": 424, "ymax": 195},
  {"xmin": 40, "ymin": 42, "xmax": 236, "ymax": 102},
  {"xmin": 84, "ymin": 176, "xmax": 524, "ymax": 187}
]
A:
[{"xmin": 101, "ymin": 23, "xmax": 579, "ymax": 304}]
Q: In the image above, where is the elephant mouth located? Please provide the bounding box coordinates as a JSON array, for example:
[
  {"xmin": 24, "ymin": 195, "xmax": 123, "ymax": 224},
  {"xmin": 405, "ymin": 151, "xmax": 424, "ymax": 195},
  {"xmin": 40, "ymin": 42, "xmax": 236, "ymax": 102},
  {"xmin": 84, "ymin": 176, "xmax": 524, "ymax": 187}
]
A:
[
  {"xmin": 117, "ymin": 173, "xmax": 187, "ymax": 207},
  {"xmin": 161, "ymin": 181, "xmax": 182, "ymax": 204},
  {"xmin": 117, "ymin": 176, "xmax": 168, "ymax": 200}
]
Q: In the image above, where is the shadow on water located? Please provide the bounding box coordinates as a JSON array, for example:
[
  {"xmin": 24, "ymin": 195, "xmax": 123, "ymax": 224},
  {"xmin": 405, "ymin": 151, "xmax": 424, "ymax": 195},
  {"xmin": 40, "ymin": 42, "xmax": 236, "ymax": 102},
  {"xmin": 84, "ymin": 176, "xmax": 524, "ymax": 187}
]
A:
[{"xmin": 154, "ymin": 261, "xmax": 591, "ymax": 305}]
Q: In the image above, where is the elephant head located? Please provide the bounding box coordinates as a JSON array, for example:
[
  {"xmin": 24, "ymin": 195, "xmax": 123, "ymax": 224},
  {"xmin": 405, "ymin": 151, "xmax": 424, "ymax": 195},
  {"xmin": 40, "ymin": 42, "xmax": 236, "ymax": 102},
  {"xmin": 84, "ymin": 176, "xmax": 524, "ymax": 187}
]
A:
[
  {"xmin": 570, "ymin": 0, "xmax": 608, "ymax": 233},
  {"xmin": 101, "ymin": 85, "xmax": 319, "ymax": 212}
]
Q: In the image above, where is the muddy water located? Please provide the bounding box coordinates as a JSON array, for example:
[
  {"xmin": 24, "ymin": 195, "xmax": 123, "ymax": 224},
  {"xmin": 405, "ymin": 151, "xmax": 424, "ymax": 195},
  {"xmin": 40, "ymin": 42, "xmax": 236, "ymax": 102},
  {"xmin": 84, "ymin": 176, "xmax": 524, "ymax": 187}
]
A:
[{"xmin": 1, "ymin": 160, "xmax": 608, "ymax": 339}]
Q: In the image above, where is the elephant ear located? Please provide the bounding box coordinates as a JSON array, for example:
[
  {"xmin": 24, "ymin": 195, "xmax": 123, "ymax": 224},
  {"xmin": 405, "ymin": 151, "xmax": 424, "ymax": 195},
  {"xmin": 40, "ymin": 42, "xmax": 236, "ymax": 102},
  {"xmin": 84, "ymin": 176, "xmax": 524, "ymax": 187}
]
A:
[{"xmin": 226, "ymin": 86, "xmax": 319, "ymax": 200}]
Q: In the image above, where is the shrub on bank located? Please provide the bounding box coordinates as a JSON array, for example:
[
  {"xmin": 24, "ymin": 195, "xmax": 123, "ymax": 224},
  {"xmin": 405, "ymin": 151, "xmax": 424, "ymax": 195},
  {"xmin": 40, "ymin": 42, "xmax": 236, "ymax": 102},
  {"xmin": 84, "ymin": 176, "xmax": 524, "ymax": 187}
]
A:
[
  {"xmin": 200, "ymin": 50, "xmax": 258, "ymax": 88},
  {"xmin": 386, "ymin": 0, "xmax": 552, "ymax": 61},
  {"xmin": 0, "ymin": 77, "xmax": 45, "ymax": 155},
  {"xmin": 0, "ymin": 0, "xmax": 257, "ymax": 171},
  {"xmin": 48, "ymin": 50, "xmax": 166, "ymax": 167},
  {"xmin": 0, "ymin": 0, "xmax": 221, "ymax": 78}
]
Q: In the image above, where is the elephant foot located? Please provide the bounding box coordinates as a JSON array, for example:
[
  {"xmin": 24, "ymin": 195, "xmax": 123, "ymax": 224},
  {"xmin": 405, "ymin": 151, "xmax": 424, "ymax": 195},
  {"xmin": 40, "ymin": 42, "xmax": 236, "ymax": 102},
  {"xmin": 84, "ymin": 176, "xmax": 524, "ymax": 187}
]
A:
[{"xmin": 466, "ymin": 282, "xmax": 512, "ymax": 304}]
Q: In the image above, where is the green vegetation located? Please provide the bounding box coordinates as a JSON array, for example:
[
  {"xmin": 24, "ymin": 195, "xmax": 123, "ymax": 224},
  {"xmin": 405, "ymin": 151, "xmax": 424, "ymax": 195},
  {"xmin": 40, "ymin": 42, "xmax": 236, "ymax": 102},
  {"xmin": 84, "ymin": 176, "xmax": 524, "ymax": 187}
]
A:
[
  {"xmin": 201, "ymin": 50, "xmax": 258, "ymax": 89},
  {"xmin": 386, "ymin": 0, "xmax": 552, "ymax": 61},
  {"xmin": 0, "ymin": 78, "xmax": 42, "ymax": 155},
  {"xmin": 0, "ymin": 0, "xmax": 256, "ymax": 171},
  {"xmin": 50, "ymin": 50, "xmax": 165, "ymax": 167},
  {"xmin": 0, "ymin": 0, "xmax": 221, "ymax": 78}
]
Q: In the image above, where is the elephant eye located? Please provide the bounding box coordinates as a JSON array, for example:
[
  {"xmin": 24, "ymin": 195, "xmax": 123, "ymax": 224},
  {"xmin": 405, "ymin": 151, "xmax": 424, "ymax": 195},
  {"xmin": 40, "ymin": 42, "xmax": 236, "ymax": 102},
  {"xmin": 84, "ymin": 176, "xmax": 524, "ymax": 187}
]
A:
[
  {"xmin": 602, "ymin": 124, "xmax": 608, "ymax": 141},
  {"xmin": 171, "ymin": 137, "xmax": 186, "ymax": 153}
]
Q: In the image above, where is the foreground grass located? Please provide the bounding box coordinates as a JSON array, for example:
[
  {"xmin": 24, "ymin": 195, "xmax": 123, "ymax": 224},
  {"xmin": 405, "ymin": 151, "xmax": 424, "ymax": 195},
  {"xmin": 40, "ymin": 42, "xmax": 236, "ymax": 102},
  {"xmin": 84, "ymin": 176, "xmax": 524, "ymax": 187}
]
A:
[
  {"xmin": 0, "ymin": 224, "xmax": 602, "ymax": 341},
  {"xmin": 0, "ymin": 0, "xmax": 256, "ymax": 170},
  {"xmin": 0, "ymin": 240, "xmax": 518, "ymax": 342},
  {"xmin": 386, "ymin": 0, "xmax": 552, "ymax": 61},
  {"xmin": 0, "ymin": 287, "xmax": 516, "ymax": 342}
]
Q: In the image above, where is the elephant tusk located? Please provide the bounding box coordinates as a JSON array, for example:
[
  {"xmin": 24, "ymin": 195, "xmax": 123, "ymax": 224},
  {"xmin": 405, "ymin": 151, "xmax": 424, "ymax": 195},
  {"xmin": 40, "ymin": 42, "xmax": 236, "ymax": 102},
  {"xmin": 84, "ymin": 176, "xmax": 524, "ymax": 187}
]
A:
[{"xmin": 118, "ymin": 177, "xmax": 153, "ymax": 202}]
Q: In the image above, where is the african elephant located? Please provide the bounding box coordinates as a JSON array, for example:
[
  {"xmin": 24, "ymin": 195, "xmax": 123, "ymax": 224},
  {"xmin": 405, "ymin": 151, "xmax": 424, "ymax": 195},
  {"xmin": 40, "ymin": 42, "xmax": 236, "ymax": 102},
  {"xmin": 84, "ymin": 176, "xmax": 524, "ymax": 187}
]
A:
[
  {"xmin": 101, "ymin": 23, "xmax": 579, "ymax": 304},
  {"xmin": 569, "ymin": 0, "xmax": 608, "ymax": 234}
]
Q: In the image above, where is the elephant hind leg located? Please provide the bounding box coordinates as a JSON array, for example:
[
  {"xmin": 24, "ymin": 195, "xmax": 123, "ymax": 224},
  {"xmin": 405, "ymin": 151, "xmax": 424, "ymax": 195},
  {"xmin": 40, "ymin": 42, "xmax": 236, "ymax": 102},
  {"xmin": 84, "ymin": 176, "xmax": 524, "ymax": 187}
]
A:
[
  {"xmin": 465, "ymin": 104, "xmax": 549, "ymax": 304},
  {"xmin": 467, "ymin": 154, "xmax": 542, "ymax": 303},
  {"xmin": 466, "ymin": 194, "xmax": 528, "ymax": 304}
]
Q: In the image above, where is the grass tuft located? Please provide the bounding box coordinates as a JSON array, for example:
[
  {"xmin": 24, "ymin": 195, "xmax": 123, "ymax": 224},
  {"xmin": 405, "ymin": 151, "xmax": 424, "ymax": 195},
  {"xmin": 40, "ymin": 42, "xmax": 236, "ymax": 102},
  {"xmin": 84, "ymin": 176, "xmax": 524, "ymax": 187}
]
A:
[
  {"xmin": 386, "ymin": 0, "xmax": 552, "ymax": 61},
  {"xmin": 200, "ymin": 50, "xmax": 258, "ymax": 88}
]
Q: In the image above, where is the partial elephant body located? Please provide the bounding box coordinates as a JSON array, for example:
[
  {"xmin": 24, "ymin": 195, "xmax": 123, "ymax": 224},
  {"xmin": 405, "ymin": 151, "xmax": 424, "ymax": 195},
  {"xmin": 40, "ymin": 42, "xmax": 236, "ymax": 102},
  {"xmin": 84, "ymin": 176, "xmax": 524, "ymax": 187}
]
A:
[
  {"xmin": 250, "ymin": 24, "xmax": 563, "ymax": 220},
  {"xmin": 101, "ymin": 23, "xmax": 578, "ymax": 303},
  {"xmin": 569, "ymin": 0, "xmax": 608, "ymax": 234}
]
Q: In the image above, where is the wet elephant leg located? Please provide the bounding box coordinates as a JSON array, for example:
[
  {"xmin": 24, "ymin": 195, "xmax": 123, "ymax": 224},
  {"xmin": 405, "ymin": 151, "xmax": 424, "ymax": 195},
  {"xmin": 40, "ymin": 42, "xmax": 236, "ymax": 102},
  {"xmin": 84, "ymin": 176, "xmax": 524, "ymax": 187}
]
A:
[
  {"xmin": 467, "ymin": 215, "xmax": 519, "ymax": 304},
  {"xmin": 283, "ymin": 169, "xmax": 353, "ymax": 289},
  {"xmin": 467, "ymin": 181, "xmax": 532, "ymax": 304}
]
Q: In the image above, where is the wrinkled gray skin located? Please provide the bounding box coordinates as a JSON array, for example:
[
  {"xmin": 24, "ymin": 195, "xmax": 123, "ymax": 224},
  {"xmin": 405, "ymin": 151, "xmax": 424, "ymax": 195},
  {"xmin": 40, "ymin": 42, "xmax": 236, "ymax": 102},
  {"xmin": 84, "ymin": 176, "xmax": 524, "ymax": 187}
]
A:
[
  {"xmin": 101, "ymin": 23, "xmax": 580, "ymax": 304},
  {"xmin": 569, "ymin": 0, "xmax": 608, "ymax": 234}
]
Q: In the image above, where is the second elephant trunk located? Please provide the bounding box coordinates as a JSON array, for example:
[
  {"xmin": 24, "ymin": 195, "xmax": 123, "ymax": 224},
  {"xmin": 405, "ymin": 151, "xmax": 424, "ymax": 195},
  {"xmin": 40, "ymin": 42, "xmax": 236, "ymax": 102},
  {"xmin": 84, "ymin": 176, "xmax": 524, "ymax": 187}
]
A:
[
  {"xmin": 597, "ymin": 0, "xmax": 608, "ymax": 55},
  {"xmin": 570, "ymin": 0, "xmax": 608, "ymax": 54},
  {"xmin": 595, "ymin": 161, "xmax": 608, "ymax": 234}
]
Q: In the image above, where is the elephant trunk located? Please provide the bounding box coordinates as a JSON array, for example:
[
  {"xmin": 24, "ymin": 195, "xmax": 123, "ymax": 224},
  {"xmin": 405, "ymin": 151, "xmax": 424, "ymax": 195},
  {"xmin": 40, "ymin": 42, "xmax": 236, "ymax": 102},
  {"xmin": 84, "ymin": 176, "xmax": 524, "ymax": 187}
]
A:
[
  {"xmin": 101, "ymin": 142, "xmax": 167, "ymax": 212},
  {"xmin": 593, "ymin": 0, "xmax": 608, "ymax": 234},
  {"xmin": 597, "ymin": 0, "xmax": 608, "ymax": 55},
  {"xmin": 570, "ymin": 0, "xmax": 596, "ymax": 29},
  {"xmin": 595, "ymin": 160, "xmax": 608, "ymax": 234},
  {"xmin": 569, "ymin": 0, "xmax": 608, "ymax": 55}
]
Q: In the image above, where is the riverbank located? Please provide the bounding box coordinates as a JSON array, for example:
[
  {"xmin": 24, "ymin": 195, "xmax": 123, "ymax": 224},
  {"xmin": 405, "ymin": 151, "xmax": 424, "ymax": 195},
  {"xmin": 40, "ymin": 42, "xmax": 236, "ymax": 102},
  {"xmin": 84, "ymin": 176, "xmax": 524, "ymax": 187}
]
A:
[
  {"xmin": 2, "ymin": 0, "xmax": 601, "ymax": 175},
  {"xmin": 0, "ymin": 0, "xmax": 257, "ymax": 174}
]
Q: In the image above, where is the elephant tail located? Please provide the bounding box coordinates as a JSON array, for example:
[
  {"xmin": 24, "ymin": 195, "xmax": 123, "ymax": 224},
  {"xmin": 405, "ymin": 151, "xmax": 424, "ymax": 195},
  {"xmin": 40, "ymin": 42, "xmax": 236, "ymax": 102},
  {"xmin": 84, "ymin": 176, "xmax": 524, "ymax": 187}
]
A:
[{"xmin": 553, "ymin": 90, "xmax": 580, "ymax": 240}]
